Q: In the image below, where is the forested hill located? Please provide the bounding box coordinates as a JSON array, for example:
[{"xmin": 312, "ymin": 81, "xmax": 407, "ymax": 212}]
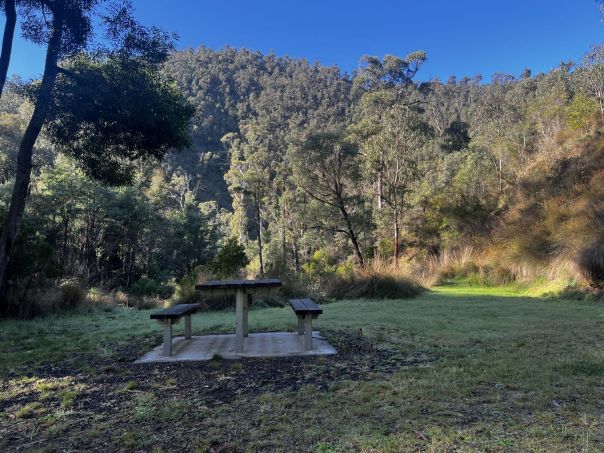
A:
[
  {"xmin": 162, "ymin": 46, "xmax": 353, "ymax": 207},
  {"xmin": 2, "ymin": 44, "xmax": 604, "ymax": 301},
  {"xmin": 158, "ymin": 44, "xmax": 604, "ymax": 283}
]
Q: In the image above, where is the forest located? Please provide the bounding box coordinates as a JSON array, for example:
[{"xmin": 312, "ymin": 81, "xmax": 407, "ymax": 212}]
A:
[{"xmin": 2, "ymin": 39, "xmax": 604, "ymax": 314}]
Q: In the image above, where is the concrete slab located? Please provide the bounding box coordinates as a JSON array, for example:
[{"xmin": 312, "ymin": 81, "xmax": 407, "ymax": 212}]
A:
[{"xmin": 135, "ymin": 331, "xmax": 337, "ymax": 363}]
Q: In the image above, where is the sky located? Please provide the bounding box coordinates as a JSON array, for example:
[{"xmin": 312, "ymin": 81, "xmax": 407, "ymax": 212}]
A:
[{"xmin": 4, "ymin": 0, "xmax": 604, "ymax": 81}]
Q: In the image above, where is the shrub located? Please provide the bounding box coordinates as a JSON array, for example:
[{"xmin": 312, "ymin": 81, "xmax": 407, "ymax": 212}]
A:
[
  {"xmin": 577, "ymin": 240, "xmax": 604, "ymax": 284},
  {"xmin": 58, "ymin": 283, "xmax": 85, "ymax": 310},
  {"xmin": 302, "ymin": 248, "xmax": 336, "ymax": 278},
  {"xmin": 209, "ymin": 238, "xmax": 249, "ymax": 278},
  {"xmin": 128, "ymin": 295, "xmax": 163, "ymax": 310},
  {"xmin": 172, "ymin": 275, "xmax": 204, "ymax": 306},
  {"xmin": 86, "ymin": 288, "xmax": 129, "ymax": 307},
  {"xmin": 87, "ymin": 287, "xmax": 109, "ymax": 305},
  {"xmin": 279, "ymin": 274, "xmax": 328, "ymax": 303},
  {"xmin": 129, "ymin": 277, "xmax": 173, "ymax": 299},
  {"xmin": 3, "ymin": 287, "xmax": 59, "ymax": 319},
  {"xmin": 416, "ymin": 247, "xmax": 481, "ymax": 286},
  {"xmin": 115, "ymin": 291, "xmax": 128, "ymax": 306},
  {"xmin": 488, "ymin": 266, "xmax": 516, "ymax": 286}
]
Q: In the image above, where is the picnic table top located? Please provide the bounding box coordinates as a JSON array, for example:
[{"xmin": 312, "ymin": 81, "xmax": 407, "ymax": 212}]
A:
[
  {"xmin": 150, "ymin": 303, "xmax": 201, "ymax": 320},
  {"xmin": 195, "ymin": 278, "xmax": 282, "ymax": 291}
]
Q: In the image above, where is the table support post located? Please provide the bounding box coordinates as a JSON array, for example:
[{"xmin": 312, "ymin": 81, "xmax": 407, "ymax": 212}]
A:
[
  {"xmin": 297, "ymin": 316, "xmax": 304, "ymax": 335},
  {"xmin": 235, "ymin": 289, "xmax": 245, "ymax": 353},
  {"xmin": 163, "ymin": 320, "xmax": 173, "ymax": 356},
  {"xmin": 243, "ymin": 293, "xmax": 250, "ymax": 337},
  {"xmin": 304, "ymin": 314, "xmax": 313, "ymax": 351},
  {"xmin": 184, "ymin": 315, "xmax": 191, "ymax": 339}
]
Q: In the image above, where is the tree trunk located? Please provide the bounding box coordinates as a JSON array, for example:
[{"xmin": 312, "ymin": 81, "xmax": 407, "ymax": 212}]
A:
[
  {"xmin": 291, "ymin": 238, "xmax": 300, "ymax": 273},
  {"xmin": 337, "ymin": 197, "xmax": 364, "ymax": 266},
  {"xmin": 0, "ymin": 12, "xmax": 63, "ymax": 311},
  {"xmin": 254, "ymin": 193, "xmax": 264, "ymax": 276},
  {"xmin": 393, "ymin": 214, "xmax": 400, "ymax": 267},
  {"xmin": 0, "ymin": 0, "xmax": 16, "ymax": 99},
  {"xmin": 60, "ymin": 214, "xmax": 69, "ymax": 279},
  {"xmin": 376, "ymin": 171, "xmax": 383, "ymax": 209}
]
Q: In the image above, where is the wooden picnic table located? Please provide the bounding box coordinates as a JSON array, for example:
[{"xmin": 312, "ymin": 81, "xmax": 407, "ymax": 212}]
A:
[{"xmin": 195, "ymin": 279, "xmax": 282, "ymax": 353}]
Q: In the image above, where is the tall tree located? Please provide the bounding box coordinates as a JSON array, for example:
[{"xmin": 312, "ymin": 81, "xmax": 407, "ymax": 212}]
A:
[
  {"xmin": 0, "ymin": 1, "xmax": 193, "ymax": 312},
  {"xmin": 362, "ymin": 106, "xmax": 432, "ymax": 265},
  {"xmin": 354, "ymin": 52, "xmax": 427, "ymax": 210},
  {"xmin": 0, "ymin": 0, "xmax": 16, "ymax": 98},
  {"xmin": 291, "ymin": 131, "xmax": 367, "ymax": 266},
  {"xmin": 223, "ymin": 125, "xmax": 272, "ymax": 276}
]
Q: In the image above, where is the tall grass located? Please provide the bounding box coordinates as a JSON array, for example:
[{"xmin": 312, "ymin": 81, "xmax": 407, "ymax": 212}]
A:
[
  {"xmin": 324, "ymin": 258, "xmax": 425, "ymax": 300},
  {"xmin": 412, "ymin": 247, "xmax": 480, "ymax": 286}
]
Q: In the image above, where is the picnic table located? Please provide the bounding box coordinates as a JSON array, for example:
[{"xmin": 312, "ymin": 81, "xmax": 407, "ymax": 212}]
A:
[{"xmin": 195, "ymin": 279, "xmax": 282, "ymax": 353}]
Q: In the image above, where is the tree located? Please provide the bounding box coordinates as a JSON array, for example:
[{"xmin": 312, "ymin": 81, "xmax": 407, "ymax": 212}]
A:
[
  {"xmin": 440, "ymin": 120, "xmax": 471, "ymax": 153},
  {"xmin": 354, "ymin": 52, "xmax": 427, "ymax": 210},
  {"xmin": 43, "ymin": 55, "xmax": 194, "ymax": 184},
  {"xmin": 223, "ymin": 125, "xmax": 272, "ymax": 276},
  {"xmin": 209, "ymin": 237, "xmax": 249, "ymax": 279},
  {"xmin": 0, "ymin": 0, "xmax": 16, "ymax": 98},
  {"xmin": 291, "ymin": 130, "xmax": 367, "ymax": 266},
  {"xmin": 578, "ymin": 45, "xmax": 604, "ymax": 115},
  {"xmin": 0, "ymin": 1, "xmax": 193, "ymax": 312},
  {"xmin": 362, "ymin": 106, "xmax": 432, "ymax": 265}
]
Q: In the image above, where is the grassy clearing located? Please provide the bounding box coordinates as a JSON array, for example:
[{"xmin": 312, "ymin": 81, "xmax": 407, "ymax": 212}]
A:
[{"xmin": 0, "ymin": 283, "xmax": 603, "ymax": 451}]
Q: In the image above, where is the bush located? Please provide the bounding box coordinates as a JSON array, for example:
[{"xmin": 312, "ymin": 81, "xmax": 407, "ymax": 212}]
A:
[
  {"xmin": 129, "ymin": 277, "xmax": 173, "ymax": 299},
  {"xmin": 487, "ymin": 266, "xmax": 516, "ymax": 285},
  {"xmin": 209, "ymin": 238, "xmax": 250, "ymax": 279},
  {"xmin": 86, "ymin": 288, "xmax": 129, "ymax": 307},
  {"xmin": 58, "ymin": 283, "xmax": 85, "ymax": 310},
  {"xmin": 302, "ymin": 249, "xmax": 336, "ymax": 278},
  {"xmin": 172, "ymin": 275, "xmax": 204, "ymax": 306},
  {"xmin": 278, "ymin": 274, "xmax": 328, "ymax": 303},
  {"xmin": 578, "ymin": 240, "xmax": 604, "ymax": 284},
  {"xmin": 128, "ymin": 295, "xmax": 163, "ymax": 310},
  {"xmin": 3, "ymin": 288, "xmax": 59, "ymax": 319}
]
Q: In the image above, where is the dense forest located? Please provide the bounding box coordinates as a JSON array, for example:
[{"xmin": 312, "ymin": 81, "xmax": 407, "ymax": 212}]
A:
[{"xmin": 3, "ymin": 41, "xmax": 604, "ymax": 311}]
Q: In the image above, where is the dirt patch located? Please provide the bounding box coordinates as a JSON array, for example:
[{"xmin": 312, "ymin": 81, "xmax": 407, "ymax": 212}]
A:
[{"xmin": 0, "ymin": 330, "xmax": 435, "ymax": 452}]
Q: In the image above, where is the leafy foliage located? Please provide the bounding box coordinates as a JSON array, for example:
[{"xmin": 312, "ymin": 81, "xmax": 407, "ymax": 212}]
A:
[
  {"xmin": 209, "ymin": 237, "xmax": 250, "ymax": 279},
  {"xmin": 42, "ymin": 56, "xmax": 194, "ymax": 184}
]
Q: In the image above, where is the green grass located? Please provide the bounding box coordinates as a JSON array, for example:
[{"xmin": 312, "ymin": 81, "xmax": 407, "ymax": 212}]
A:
[{"xmin": 1, "ymin": 283, "xmax": 603, "ymax": 451}]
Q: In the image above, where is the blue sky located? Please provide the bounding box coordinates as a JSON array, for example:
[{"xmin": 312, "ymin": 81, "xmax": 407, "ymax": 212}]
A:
[{"xmin": 5, "ymin": 0, "xmax": 604, "ymax": 81}]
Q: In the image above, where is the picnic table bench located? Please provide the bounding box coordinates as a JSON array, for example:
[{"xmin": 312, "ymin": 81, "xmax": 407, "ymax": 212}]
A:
[
  {"xmin": 289, "ymin": 298, "xmax": 323, "ymax": 350},
  {"xmin": 150, "ymin": 303, "xmax": 201, "ymax": 356}
]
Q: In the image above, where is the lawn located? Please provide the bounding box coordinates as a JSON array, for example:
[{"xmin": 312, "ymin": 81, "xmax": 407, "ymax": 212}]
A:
[{"xmin": 0, "ymin": 283, "xmax": 603, "ymax": 451}]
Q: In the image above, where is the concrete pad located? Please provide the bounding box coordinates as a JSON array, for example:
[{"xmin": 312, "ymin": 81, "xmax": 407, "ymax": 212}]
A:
[{"xmin": 135, "ymin": 331, "xmax": 337, "ymax": 363}]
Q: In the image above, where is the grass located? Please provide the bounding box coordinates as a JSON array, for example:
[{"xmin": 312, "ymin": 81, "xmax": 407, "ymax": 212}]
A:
[{"xmin": 0, "ymin": 282, "xmax": 603, "ymax": 451}]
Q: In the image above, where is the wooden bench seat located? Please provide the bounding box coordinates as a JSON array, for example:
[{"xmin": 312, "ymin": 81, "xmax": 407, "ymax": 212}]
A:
[
  {"xmin": 289, "ymin": 298, "xmax": 323, "ymax": 350},
  {"xmin": 150, "ymin": 303, "xmax": 201, "ymax": 356}
]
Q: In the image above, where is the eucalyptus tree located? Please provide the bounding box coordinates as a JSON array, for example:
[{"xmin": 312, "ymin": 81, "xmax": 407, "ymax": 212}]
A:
[
  {"xmin": 577, "ymin": 45, "xmax": 604, "ymax": 116},
  {"xmin": 223, "ymin": 124, "xmax": 272, "ymax": 276},
  {"xmin": 353, "ymin": 52, "xmax": 427, "ymax": 210},
  {"xmin": 0, "ymin": 0, "xmax": 16, "ymax": 97},
  {"xmin": 362, "ymin": 105, "xmax": 432, "ymax": 265},
  {"xmin": 0, "ymin": 0, "xmax": 194, "ymax": 312},
  {"xmin": 291, "ymin": 130, "xmax": 367, "ymax": 266}
]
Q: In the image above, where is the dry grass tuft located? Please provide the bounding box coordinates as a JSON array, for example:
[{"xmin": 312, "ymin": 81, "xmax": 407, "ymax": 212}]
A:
[
  {"xmin": 413, "ymin": 247, "xmax": 481, "ymax": 286},
  {"xmin": 325, "ymin": 259, "xmax": 424, "ymax": 300},
  {"xmin": 58, "ymin": 282, "xmax": 85, "ymax": 310}
]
